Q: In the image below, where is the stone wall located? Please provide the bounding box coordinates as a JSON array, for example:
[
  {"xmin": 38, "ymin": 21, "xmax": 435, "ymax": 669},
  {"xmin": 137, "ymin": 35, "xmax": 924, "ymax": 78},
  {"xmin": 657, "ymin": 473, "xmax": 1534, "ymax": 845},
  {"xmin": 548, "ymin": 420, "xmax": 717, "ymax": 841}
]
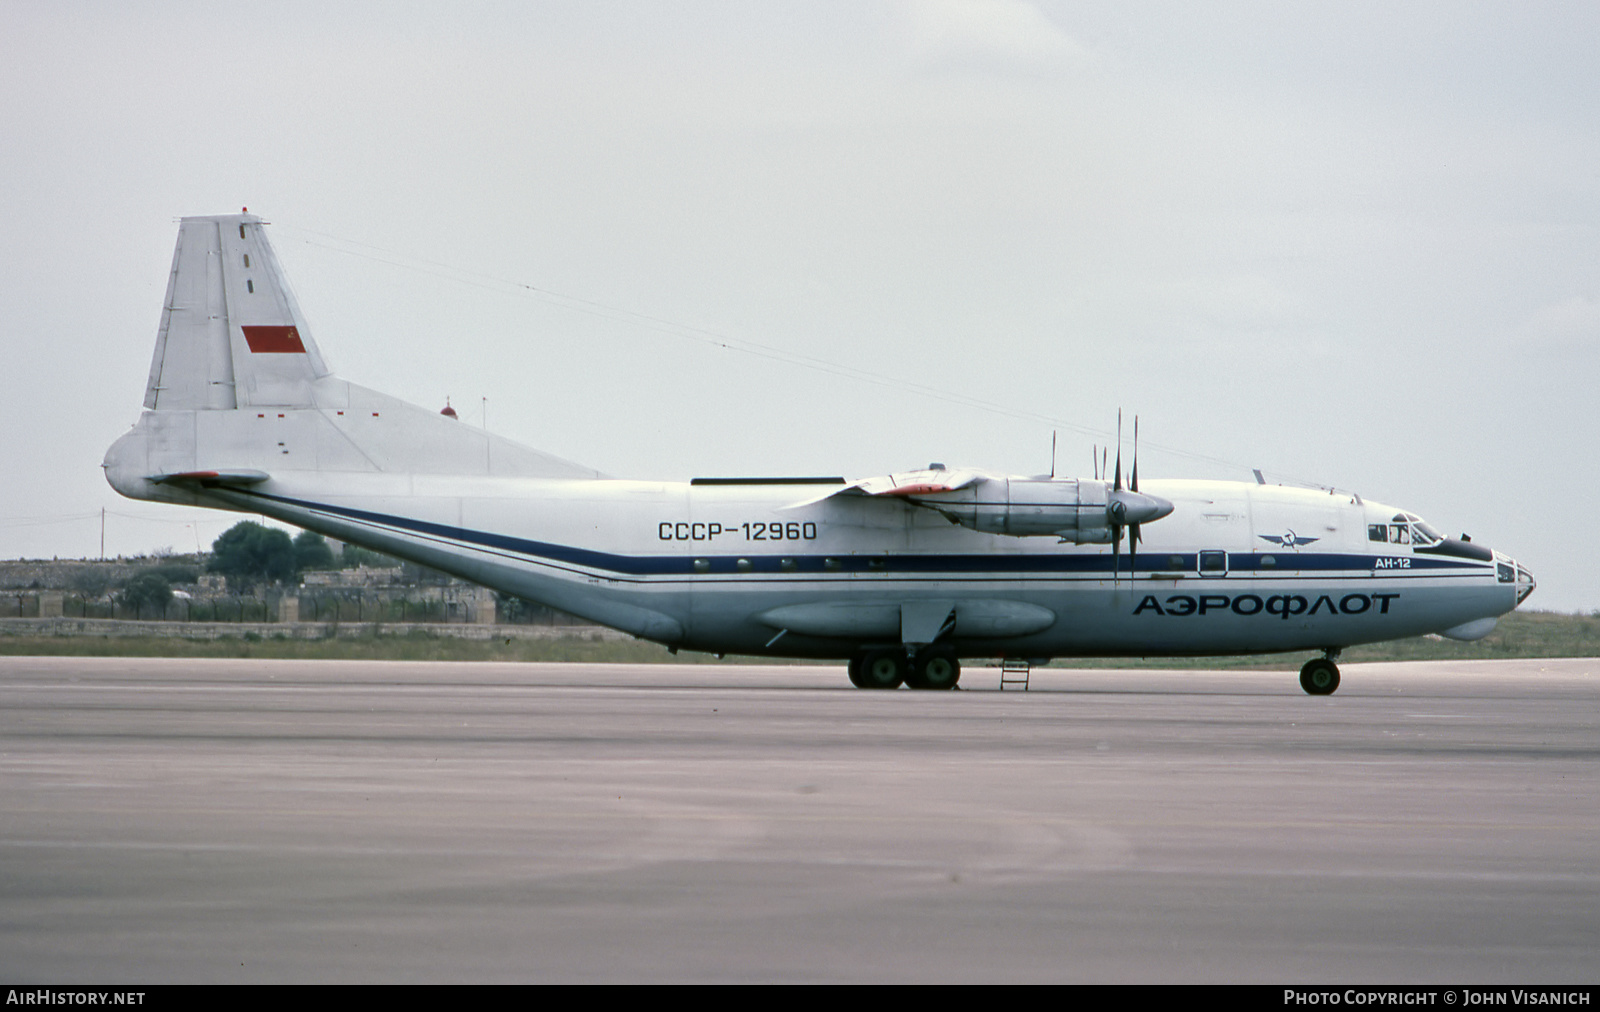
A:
[
  {"xmin": 0, "ymin": 617, "xmax": 625, "ymax": 642},
  {"xmin": 1, "ymin": 560, "xmax": 564, "ymax": 626},
  {"xmin": 0, "ymin": 561, "xmax": 147, "ymax": 590}
]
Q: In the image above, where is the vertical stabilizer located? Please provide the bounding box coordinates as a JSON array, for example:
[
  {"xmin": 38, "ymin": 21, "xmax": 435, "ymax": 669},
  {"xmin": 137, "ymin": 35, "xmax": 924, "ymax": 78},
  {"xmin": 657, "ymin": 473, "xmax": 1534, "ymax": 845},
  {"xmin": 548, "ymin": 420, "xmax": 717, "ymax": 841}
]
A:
[
  {"xmin": 144, "ymin": 213, "xmax": 330, "ymax": 410},
  {"xmin": 112, "ymin": 212, "xmax": 605, "ymax": 499}
]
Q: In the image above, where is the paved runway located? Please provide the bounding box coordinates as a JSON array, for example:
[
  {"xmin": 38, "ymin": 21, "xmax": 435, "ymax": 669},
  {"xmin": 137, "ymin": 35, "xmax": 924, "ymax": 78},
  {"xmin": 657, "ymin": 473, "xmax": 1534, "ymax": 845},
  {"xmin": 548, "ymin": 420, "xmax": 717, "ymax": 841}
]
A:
[{"xmin": 0, "ymin": 656, "xmax": 1596, "ymax": 983}]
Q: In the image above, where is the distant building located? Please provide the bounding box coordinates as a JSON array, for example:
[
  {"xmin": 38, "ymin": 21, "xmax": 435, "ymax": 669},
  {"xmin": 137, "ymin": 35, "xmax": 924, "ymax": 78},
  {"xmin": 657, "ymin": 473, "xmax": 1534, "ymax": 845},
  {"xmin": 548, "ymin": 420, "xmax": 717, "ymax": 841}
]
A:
[{"xmin": 301, "ymin": 566, "xmax": 405, "ymax": 588}]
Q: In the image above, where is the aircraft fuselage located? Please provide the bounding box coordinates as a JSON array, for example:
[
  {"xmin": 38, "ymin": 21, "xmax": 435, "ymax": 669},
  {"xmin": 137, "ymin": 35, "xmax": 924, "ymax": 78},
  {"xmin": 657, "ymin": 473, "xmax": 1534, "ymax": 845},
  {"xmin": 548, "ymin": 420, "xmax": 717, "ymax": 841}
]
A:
[
  {"xmin": 122, "ymin": 459, "xmax": 1522, "ymax": 661},
  {"xmin": 103, "ymin": 213, "xmax": 1536, "ymax": 693}
]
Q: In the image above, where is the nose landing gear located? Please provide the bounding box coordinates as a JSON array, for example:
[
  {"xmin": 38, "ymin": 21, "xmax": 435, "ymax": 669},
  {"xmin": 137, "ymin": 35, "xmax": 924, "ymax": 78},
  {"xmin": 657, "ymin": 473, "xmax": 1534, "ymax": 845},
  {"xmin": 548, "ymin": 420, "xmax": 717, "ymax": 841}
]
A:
[{"xmin": 1299, "ymin": 649, "xmax": 1342, "ymax": 695}]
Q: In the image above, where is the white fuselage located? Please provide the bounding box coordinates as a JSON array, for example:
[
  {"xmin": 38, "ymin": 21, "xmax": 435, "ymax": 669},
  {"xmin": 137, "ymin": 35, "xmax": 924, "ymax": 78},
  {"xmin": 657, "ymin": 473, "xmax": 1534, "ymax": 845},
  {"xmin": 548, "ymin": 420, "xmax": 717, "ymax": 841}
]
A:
[{"xmin": 108, "ymin": 443, "xmax": 1521, "ymax": 659}]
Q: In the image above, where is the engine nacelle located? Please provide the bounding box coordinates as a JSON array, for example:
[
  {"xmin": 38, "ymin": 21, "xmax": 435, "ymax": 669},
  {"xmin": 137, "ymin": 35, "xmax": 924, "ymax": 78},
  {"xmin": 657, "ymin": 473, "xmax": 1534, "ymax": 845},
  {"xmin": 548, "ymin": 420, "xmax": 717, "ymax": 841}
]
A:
[
  {"xmin": 910, "ymin": 477, "xmax": 1174, "ymax": 541},
  {"xmin": 915, "ymin": 478, "xmax": 1111, "ymax": 542}
]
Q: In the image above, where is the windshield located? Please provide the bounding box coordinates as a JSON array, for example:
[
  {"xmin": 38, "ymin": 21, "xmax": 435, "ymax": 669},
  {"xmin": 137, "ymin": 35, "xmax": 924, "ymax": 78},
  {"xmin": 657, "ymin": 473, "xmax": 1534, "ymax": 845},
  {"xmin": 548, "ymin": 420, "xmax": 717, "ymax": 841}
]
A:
[{"xmin": 1368, "ymin": 513, "xmax": 1443, "ymax": 547}]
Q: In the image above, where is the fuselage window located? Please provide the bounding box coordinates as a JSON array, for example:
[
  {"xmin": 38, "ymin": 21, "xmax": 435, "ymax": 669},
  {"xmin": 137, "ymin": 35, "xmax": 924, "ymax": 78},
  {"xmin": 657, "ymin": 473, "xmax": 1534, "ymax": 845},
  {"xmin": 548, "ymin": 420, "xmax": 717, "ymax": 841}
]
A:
[
  {"xmin": 1368, "ymin": 524, "xmax": 1388, "ymax": 543},
  {"xmin": 1198, "ymin": 550, "xmax": 1227, "ymax": 574}
]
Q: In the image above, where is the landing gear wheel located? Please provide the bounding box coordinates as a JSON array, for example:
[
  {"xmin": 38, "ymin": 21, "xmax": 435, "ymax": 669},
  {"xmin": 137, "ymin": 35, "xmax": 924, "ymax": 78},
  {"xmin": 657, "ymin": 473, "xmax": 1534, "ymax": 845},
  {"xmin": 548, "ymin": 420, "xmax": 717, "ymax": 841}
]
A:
[
  {"xmin": 910, "ymin": 648, "xmax": 961, "ymax": 691},
  {"xmin": 903, "ymin": 661, "xmax": 927, "ymax": 690},
  {"xmin": 847, "ymin": 656, "xmax": 868, "ymax": 688},
  {"xmin": 856, "ymin": 649, "xmax": 907, "ymax": 690},
  {"xmin": 1299, "ymin": 657, "xmax": 1340, "ymax": 695}
]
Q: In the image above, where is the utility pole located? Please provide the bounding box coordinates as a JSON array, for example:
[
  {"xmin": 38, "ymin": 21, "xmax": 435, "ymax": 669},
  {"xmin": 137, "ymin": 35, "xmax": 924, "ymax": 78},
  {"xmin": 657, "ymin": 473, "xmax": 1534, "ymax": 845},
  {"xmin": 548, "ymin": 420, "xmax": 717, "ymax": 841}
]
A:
[{"xmin": 100, "ymin": 508, "xmax": 105, "ymax": 561}]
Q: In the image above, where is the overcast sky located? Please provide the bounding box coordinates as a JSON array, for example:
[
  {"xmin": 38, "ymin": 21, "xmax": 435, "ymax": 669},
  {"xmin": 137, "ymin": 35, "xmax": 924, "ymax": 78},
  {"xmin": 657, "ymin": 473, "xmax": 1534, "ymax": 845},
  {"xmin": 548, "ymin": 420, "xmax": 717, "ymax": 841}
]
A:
[{"xmin": 2, "ymin": 1, "xmax": 1596, "ymax": 611}]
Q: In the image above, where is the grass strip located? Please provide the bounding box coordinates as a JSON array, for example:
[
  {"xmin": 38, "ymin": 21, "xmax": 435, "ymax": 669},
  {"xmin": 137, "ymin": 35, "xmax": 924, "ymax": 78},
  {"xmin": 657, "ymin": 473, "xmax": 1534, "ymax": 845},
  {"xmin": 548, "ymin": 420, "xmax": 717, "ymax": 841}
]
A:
[{"xmin": 2, "ymin": 610, "xmax": 1595, "ymax": 667}]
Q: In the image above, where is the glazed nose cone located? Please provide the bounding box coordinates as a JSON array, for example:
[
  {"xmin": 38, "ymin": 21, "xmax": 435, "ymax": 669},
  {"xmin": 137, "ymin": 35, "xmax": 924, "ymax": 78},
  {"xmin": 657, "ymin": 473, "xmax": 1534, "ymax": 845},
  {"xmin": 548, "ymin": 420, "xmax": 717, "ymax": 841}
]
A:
[{"xmin": 1515, "ymin": 561, "xmax": 1536, "ymax": 605}]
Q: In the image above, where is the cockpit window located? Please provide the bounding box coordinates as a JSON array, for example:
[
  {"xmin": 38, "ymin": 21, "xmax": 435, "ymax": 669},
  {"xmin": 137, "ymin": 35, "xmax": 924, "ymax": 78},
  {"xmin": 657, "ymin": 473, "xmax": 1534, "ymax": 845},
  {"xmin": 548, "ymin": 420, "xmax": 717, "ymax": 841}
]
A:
[{"xmin": 1368, "ymin": 515, "xmax": 1442, "ymax": 547}]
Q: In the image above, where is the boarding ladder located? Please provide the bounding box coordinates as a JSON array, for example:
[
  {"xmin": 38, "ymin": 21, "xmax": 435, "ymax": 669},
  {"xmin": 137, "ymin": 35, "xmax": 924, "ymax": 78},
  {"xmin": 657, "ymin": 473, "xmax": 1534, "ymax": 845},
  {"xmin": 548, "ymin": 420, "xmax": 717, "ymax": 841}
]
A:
[{"xmin": 999, "ymin": 658, "xmax": 1032, "ymax": 691}]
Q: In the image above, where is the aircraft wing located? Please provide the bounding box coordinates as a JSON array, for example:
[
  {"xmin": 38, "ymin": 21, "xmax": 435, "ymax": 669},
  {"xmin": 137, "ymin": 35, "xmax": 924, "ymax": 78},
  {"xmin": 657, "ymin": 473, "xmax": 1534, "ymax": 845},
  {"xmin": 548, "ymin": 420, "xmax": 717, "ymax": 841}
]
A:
[{"xmin": 782, "ymin": 467, "xmax": 986, "ymax": 510}]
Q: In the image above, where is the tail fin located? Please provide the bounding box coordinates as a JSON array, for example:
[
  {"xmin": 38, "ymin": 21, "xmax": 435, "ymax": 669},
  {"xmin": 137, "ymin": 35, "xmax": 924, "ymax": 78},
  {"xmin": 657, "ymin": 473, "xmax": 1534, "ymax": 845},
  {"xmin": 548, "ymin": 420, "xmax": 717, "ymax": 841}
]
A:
[
  {"xmin": 107, "ymin": 213, "xmax": 602, "ymax": 504},
  {"xmin": 144, "ymin": 213, "xmax": 330, "ymax": 410}
]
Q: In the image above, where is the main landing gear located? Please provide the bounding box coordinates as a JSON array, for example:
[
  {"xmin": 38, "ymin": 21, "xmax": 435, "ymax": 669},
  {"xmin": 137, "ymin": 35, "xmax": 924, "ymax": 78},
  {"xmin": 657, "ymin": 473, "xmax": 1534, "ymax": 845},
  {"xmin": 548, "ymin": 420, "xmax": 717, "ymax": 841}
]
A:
[
  {"xmin": 848, "ymin": 646, "xmax": 961, "ymax": 690},
  {"xmin": 1299, "ymin": 649, "xmax": 1342, "ymax": 695}
]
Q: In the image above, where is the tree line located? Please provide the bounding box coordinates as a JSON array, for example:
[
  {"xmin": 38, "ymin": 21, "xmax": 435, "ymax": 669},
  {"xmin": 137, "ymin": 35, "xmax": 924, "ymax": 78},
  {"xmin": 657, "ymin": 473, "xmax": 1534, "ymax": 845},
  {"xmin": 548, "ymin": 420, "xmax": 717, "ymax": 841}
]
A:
[{"xmin": 121, "ymin": 523, "xmax": 377, "ymax": 612}]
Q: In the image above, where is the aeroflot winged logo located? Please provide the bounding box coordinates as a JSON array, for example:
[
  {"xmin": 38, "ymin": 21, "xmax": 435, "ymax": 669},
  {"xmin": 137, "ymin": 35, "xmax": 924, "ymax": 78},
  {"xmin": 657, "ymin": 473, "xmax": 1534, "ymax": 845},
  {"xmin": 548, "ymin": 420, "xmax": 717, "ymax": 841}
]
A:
[{"xmin": 1259, "ymin": 530, "xmax": 1319, "ymax": 548}]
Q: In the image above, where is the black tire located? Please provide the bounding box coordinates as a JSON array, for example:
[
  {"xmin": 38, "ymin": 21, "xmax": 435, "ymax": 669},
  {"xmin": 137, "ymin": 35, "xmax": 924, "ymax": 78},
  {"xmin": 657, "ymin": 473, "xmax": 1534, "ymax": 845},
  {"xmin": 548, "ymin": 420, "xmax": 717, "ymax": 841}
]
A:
[
  {"xmin": 857, "ymin": 649, "xmax": 907, "ymax": 690},
  {"xmin": 847, "ymin": 656, "xmax": 868, "ymax": 688},
  {"xmin": 902, "ymin": 662, "xmax": 928, "ymax": 690},
  {"xmin": 1300, "ymin": 657, "xmax": 1340, "ymax": 695},
  {"xmin": 911, "ymin": 648, "xmax": 960, "ymax": 691}
]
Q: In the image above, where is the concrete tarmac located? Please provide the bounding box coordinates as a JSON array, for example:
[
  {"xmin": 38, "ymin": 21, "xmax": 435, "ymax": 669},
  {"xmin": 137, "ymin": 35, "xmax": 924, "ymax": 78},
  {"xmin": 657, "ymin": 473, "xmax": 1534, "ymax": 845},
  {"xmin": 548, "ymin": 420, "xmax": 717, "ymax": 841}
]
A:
[{"xmin": 0, "ymin": 656, "xmax": 1596, "ymax": 983}]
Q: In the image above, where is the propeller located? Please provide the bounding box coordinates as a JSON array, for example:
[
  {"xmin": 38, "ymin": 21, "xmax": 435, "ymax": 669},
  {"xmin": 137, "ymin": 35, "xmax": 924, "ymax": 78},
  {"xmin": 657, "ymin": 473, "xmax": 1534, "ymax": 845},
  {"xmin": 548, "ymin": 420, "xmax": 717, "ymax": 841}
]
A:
[
  {"xmin": 1130, "ymin": 414, "xmax": 1142, "ymax": 574},
  {"xmin": 1106, "ymin": 412, "xmax": 1173, "ymax": 582},
  {"xmin": 1111, "ymin": 412, "xmax": 1125, "ymax": 579}
]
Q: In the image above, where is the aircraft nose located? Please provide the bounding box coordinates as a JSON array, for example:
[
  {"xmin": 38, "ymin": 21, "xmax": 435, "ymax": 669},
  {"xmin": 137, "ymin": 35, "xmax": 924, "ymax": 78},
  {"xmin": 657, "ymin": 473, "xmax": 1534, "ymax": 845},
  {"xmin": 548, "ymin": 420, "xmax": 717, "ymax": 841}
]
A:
[{"xmin": 1506, "ymin": 558, "xmax": 1536, "ymax": 605}]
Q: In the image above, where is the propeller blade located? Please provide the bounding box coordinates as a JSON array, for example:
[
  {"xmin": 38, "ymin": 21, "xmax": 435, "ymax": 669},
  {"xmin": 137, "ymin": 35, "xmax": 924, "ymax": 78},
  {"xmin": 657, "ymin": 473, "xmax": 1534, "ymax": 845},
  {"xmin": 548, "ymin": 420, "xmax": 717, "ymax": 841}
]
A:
[
  {"xmin": 1113, "ymin": 522, "xmax": 1123, "ymax": 581},
  {"xmin": 1114, "ymin": 410, "xmax": 1123, "ymax": 492},
  {"xmin": 1131, "ymin": 415, "xmax": 1139, "ymax": 493}
]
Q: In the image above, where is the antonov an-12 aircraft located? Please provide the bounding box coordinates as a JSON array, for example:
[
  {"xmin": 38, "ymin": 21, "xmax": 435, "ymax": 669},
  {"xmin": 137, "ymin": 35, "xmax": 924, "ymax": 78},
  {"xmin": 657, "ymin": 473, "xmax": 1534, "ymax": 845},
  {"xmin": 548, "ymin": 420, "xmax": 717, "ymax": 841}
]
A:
[{"xmin": 104, "ymin": 213, "xmax": 1536, "ymax": 694}]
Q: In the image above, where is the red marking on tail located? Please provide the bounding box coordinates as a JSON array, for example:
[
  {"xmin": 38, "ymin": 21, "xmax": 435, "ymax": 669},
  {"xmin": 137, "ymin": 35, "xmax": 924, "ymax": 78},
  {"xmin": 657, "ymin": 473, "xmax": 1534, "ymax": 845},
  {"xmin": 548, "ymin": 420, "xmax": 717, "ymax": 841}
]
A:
[{"xmin": 242, "ymin": 325, "xmax": 306, "ymax": 353}]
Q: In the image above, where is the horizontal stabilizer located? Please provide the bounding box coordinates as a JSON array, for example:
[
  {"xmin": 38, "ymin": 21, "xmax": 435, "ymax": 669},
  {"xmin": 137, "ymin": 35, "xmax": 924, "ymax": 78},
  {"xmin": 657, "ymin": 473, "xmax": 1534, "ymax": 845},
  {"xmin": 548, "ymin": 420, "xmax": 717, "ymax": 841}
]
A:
[{"xmin": 149, "ymin": 469, "xmax": 271, "ymax": 486}]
